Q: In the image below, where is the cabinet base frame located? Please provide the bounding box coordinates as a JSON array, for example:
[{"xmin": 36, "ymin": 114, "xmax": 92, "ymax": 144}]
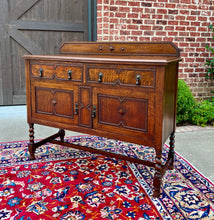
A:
[{"xmin": 28, "ymin": 123, "xmax": 175, "ymax": 198}]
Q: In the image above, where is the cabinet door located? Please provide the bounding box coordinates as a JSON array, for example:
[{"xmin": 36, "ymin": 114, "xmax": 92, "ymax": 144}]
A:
[
  {"xmin": 92, "ymin": 88, "xmax": 155, "ymax": 141},
  {"xmin": 31, "ymin": 82, "xmax": 78, "ymax": 125}
]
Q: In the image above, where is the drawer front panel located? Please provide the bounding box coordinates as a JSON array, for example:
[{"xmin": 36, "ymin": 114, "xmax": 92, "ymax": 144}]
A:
[
  {"xmin": 31, "ymin": 63, "xmax": 83, "ymax": 81},
  {"xmin": 86, "ymin": 65, "xmax": 156, "ymax": 88}
]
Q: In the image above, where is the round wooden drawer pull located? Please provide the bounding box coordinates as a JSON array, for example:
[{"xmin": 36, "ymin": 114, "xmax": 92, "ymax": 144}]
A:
[
  {"xmin": 119, "ymin": 108, "xmax": 126, "ymax": 115},
  {"xmin": 52, "ymin": 100, "xmax": 57, "ymax": 105}
]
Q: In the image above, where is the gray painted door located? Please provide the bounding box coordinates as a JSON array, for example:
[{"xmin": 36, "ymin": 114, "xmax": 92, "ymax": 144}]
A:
[{"xmin": 0, "ymin": 0, "xmax": 90, "ymax": 105}]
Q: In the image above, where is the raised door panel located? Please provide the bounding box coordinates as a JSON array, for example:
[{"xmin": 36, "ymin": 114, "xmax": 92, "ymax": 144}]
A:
[
  {"xmin": 98, "ymin": 95, "xmax": 148, "ymax": 131},
  {"xmin": 36, "ymin": 88, "xmax": 53, "ymax": 114},
  {"xmin": 93, "ymin": 88, "xmax": 155, "ymax": 141},
  {"xmin": 32, "ymin": 84, "xmax": 78, "ymax": 125}
]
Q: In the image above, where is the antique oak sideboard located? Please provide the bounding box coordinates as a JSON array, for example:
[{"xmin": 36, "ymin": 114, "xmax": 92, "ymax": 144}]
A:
[{"xmin": 24, "ymin": 42, "xmax": 181, "ymax": 197}]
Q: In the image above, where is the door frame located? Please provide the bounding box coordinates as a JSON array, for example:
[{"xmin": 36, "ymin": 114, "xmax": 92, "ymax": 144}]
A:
[{"xmin": 88, "ymin": 0, "xmax": 97, "ymax": 42}]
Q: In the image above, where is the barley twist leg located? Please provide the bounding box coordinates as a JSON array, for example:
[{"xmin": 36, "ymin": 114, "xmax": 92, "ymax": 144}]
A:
[{"xmin": 28, "ymin": 123, "xmax": 36, "ymax": 160}]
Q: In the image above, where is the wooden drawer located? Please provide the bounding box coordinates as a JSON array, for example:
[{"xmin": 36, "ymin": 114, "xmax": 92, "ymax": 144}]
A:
[
  {"xmin": 30, "ymin": 63, "xmax": 83, "ymax": 81},
  {"xmin": 86, "ymin": 65, "xmax": 156, "ymax": 88}
]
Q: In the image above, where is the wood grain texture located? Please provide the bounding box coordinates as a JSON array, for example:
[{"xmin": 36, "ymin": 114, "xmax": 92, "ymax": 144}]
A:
[{"xmin": 60, "ymin": 41, "xmax": 180, "ymax": 57}]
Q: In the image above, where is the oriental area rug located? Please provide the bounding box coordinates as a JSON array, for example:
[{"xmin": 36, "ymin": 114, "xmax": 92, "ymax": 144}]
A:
[{"xmin": 0, "ymin": 136, "xmax": 214, "ymax": 220}]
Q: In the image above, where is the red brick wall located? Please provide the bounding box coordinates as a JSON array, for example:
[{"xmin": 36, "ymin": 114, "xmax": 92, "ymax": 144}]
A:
[{"xmin": 97, "ymin": 0, "xmax": 214, "ymax": 99}]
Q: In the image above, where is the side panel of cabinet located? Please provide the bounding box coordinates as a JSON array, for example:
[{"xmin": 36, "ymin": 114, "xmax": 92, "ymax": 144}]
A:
[
  {"xmin": 92, "ymin": 88, "xmax": 155, "ymax": 142},
  {"xmin": 31, "ymin": 82, "xmax": 78, "ymax": 125}
]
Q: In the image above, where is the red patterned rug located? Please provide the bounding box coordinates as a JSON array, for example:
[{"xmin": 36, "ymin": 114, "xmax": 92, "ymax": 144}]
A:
[{"xmin": 0, "ymin": 136, "xmax": 214, "ymax": 219}]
